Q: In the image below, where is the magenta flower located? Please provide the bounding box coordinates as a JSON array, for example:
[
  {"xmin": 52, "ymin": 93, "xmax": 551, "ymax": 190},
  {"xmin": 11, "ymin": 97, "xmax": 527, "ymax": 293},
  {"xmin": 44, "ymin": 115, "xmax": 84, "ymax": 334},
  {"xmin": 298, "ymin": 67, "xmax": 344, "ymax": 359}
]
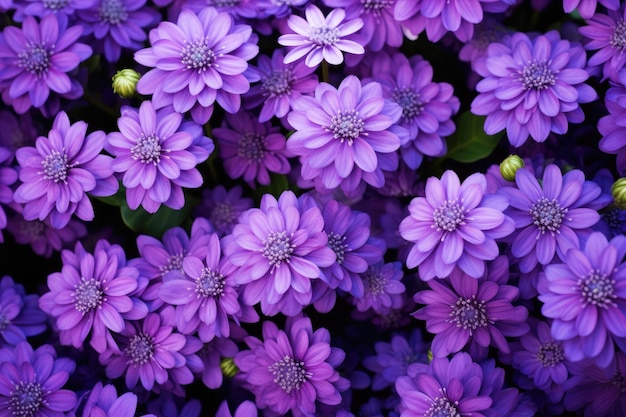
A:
[
  {"xmin": 13, "ymin": 111, "xmax": 117, "ymax": 229},
  {"xmin": 106, "ymin": 101, "xmax": 212, "ymax": 213},
  {"xmin": 278, "ymin": 4, "xmax": 364, "ymax": 67},
  {"xmin": 234, "ymin": 316, "xmax": 349, "ymax": 416},
  {"xmin": 400, "ymin": 170, "xmax": 514, "ymax": 280},
  {"xmin": 134, "ymin": 7, "xmax": 259, "ymax": 124},
  {"xmin": 471, "ymin": 30, "xmax": 597, "ymax": 147}
]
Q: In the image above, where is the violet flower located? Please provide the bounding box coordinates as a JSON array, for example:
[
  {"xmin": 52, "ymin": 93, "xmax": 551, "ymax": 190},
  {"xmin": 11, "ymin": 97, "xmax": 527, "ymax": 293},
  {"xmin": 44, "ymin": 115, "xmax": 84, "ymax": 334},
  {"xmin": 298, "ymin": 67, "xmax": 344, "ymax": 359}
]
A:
[
  {"xmin": 216, "ymin": 400, "xmax": 257, "ymax": 417},
  {"xmin": 563, "ymin": 0, "xmax": 619, "ymax": 19},
  {"xmin": 598, "ymin": 82, "xmax": 626, "ymax": 176},
  {"xmin": 0, "ymin": 275, "xmax": 47, "ymax": 346},
  {"xmin": 353, "ymin": 261, "xmax": 405, "ymax": 314},
  {"xmin": 74, "ymin": 382, "xmax": 141, "ymax": 417},
  {"xmin": 193, "ymin": 185, "xmax": 253, "ymax": 236}
]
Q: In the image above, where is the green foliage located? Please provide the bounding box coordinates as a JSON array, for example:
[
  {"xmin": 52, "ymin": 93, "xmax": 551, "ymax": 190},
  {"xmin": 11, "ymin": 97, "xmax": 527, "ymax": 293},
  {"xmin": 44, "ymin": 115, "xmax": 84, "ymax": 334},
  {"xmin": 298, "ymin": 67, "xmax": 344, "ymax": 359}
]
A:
[
  {"xmin": 444, "ymin": 111, "xmax": 502, "ymax": 163},
  {"xmin": 120, "ymin": 199, "xmax": 195, "ymax": 237}
]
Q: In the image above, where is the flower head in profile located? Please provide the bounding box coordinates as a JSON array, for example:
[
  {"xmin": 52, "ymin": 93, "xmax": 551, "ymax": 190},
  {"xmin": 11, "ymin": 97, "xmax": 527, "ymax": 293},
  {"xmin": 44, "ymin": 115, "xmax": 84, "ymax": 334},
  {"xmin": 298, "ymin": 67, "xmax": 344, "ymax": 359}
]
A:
[
  {"xmin": 6, "ymin": 214, "xmax": 87, "ymax": 258},
  {"xmin": 75, "ymin": 382, "xmax": 139, "ymax": 417},
  {"xmin": 0, "ymin": 275, "xmax": 47, "ymax": 346},
  {"xmin": 216, "ymin": 400, "xmax": 257, "ymax": 417},
  {"xmin": 599, "ymin": 83, "xmax": 626, "ymax": 176}
]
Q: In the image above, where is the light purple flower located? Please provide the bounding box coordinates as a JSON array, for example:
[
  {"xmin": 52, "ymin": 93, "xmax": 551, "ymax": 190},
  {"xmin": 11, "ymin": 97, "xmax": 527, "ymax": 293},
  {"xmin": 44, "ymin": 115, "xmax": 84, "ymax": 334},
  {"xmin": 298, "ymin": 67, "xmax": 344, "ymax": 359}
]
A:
[
  {"xmin": 598, "ymin": 83, "xmax": 626, "ymax": 176},
  {"xmin": 563, "ymin": 0, "xmax": 619, "ymax": 19},
  {"xmin": 216, "ymin": 400, "xmax": 257, "ymax": 417},
  {"xmin": 400, "ymin": 170, "xmax": 514, "ymax": 280},
  {"xmin": 194, "ymin": 185, "xmax": 253, "ymax": 236},
  {"xmin": 13, "ymin": 111, "xmax": 117, "ymax": 229},
  {"xmin": 0, "ymin": 275, "xmax": 47, "ymax": 346},
  {"xmin": 278, "ymin": 4, "xmax": 364, "ymax": 67},
  {"xmin": 471, "ymin": 30, "xmax": 597, "ymax": 147},
  {"xmin": 75, "ymin": 382, "xmax": 139, "ymax": 417},
  {"xmin": 353, "ymin": 261, "xmax": 405, "ymax": 314}
]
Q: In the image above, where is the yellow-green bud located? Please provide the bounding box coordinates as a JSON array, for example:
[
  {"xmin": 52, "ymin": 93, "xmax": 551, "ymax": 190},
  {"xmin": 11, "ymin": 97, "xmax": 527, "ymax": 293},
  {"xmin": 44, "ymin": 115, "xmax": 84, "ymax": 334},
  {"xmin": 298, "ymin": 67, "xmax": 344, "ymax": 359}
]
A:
[
  {"xmin": 220, "ymin": 357, "xmax": 239, "ymax": 378},
  {"xmin": 612, "ymin": 178, "xmax": 626, "ymax": 209},
  {"xmin": 499, "ymin": 155, "xmax": 524, "ymax": 182},
  {"xmin": 112, "ymin": 69, "xmax": 140, "ymax": 98},
  {"xmin": 427, "ymin": 350, "xmax": 433, "ymax": 363}
]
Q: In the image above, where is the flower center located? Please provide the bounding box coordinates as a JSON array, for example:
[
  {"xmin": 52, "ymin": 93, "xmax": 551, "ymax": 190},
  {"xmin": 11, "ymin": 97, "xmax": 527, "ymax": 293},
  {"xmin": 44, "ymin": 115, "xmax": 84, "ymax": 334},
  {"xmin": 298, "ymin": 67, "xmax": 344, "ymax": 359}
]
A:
[
  {"xmin": 611, "ymin": 20, "xmax": 626, "ymax": 50},
  {"xmin": 10, "ymin": 382, "xmax": 45, "ymax": 417},
  {"xmin": 611, "ymin": 372, "xmax": 626, "ymax": 392},
  {"xmin": 578, "ymin": 269, "xmax": 616, "ymax": 308},
  {"xmin": 131, "ymin": 134, "xmax": 161, "ymax": 164},
  {"xmin": 327, "ymin": 232, "xmax": 347, "ymax": 264},
  {"xmin": 126, "ymin": 333, "xmax": 155, "ymax": 365},
  {"xmin": 425, "ymin": 396, "xmax": 461, "ymax": 417},
  {"xmin": 329, "ymin": 109, "xmax": 364, "ymax": 145},
  {"xmin": 269, "ymin": 355, "xmax": 309, "ymax": 393},
  {"xmin": 237, "ymin": 133, "xmax": 265, "ymax": 162},
  {"xmin": 448, "ymin": 295, "xmax": 491, "ymax": 335},
  {"xmin": 159, "ymin": 252, "xmax": 184, "ymax": 276},
  {"xmin": 602, "ymin": 208, "xmax": 621, "ymax": 229},
  {"xmin": 196, "ymin": 267, "xmax": 225, "ymax": 298},
  {"xmin": 43, "ymin": 0, "xmax": 68, "ymax": 10},
  {"xmin": 99, "ymin": 0, "xmax": 128, "ymax": 24},
  {"xmin": 365, "ymin": 269, "xmax": 386, "ymax": 295},
  {"xmin": 393, "ymin": 87, "xmax": 423, "ymax": 120},
  {"xmin": 0, "ymin": 313, "xmax": 9, "ymax": 331},
  {"xmin": 262, "ymin": 231, "xmax": 295, "ymax": 271},
  {"xmin": 361, "ymin": 0, "xmax": 393, "ymax": 16},
  {"xmin": 262, "ymin": 69, "xmax": 293, "ymax": 97},
  {"xmin": 18, "ymin": 42, "xmax": 51, "ymax": 79},
  {"xmin": 433, "ymin": 200, "xmax": 465, "ymax": 233},
  {"xmin": 181, "ymin": 38, "xmax": 216, "ymax": 73},
  {"xmin": 210, "ymin": 202, "xmax": 235, "ymax": 232},
  {"xmin": 536, "ymin": 341, "xmax": 564, "ymax": 367},
  {"xmin": 210, "ymin": 0, "xmax": 240, "ymax": 7},
  {"xmin": 520, "ymin": 60, "xmax": 556, "ymax": 90},
  {"xmin": 74, "ymin": 277, "xmax": 104, "ymax": 314},
  {"xmin": 42, "ymin": 150, "xmax": 71, "ymax": 183},
  {"xmin": 530, "ymin": 197, "xmax": 567, "ymax": 234},
  {"xmin": 19, "ymin": 220, "xmax": 45, "ymax": 239},
  {"xmin": 309, "ymin": 26, "xmax": 339, "ymax": 46}
]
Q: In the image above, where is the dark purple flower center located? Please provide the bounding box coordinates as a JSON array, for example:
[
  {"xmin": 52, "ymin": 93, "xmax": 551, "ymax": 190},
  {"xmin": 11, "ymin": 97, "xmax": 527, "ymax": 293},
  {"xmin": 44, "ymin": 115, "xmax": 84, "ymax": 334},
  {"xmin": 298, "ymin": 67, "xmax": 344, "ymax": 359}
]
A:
[
  {"xmin": 210, "ymin": 202, "xmax": 235, "ymax": 232},
  {"xmin": 262, "ymin": 231, "xmax": 294, "ymax": 270},
  {"xmin": 0, "ymin": 313, "xmax": 9, "ymax": 331},
  {"xmin": 472, "ymin": 25, "xmax": 500, "ymax": 52},
  {"xmin": 611, "ymin": 372, "xmax": 626, "ymax": 392},
  {"xmin": 602, "ymin": 208, "xmax": 621, "ymax": 229},
  {"xmin": 262, "ymin": 69, "xmax": 293, "ymax": 97},
  {"xmin": 425, "ymin": 396, "xmax": 461, "ymax": 417},
  {"xmin": 43, "ymin": 0, "xmax": 68, "ymax": 10},
  {"xmin": 131, "ymin": 134, "xmax": 161, "ymax": 164},
  {"xmin": 611, "ymin": 20, "xmax": 626, "ymax": 50},
  {"xmin": 365, "ymin": 269, "xmax": 386, "ymax": 295},
  {"xmin": 393, "ymin": 87, "xmax": 423, "ymax": 120},
  {"xmin": 361, "ymin": 0, "xmax": 393, "ymax": 16},
  {"xmin": 329, "ymin": 109, "xmax": 364, "ymax": 145},
  {"xmin": 327, "ymin": 232, "xmax": 348, "ymax": 264},
  {"xmin": 196, "ymin": 267, "xmax": 225, "ymax": 298},
  {"xmin": 520, "ymin": 60, "xmax": 556, "ymax": 90},
  {"xmin": 74, "ymin": 277, "xmax": 104, "ymax": 314},
  {"xmin": 10, "ymin": 381, "xmax": 44, "ymax": 417},
  {"xmin": 99, "ymin": 0, "xmax": 128, "ymax": 24},
  {"xmin": 530, "ymin": 197, "xmax": 567, "ymax": 234},
  {"xmin": 536, "ymin": 341, "xmax": 564, "ymax": 367},
  {"xmin": 578, "ymin": 268, "xmax": 616, "ymax": 308},
  {"xmin": 269, "ymin": 355, "xmax": 309, "ymax": 393},
  {"xmin": 181, "ymin": 38, "xmax": 216, "ymax": 73},
  {"xmin": 433, "ymin": 200, "xmax": 465, "ymax": 232},
  {"xmin": 18, "ymin": 42, "xmax": 51, "ymax": 79},
  {"xmin": 237, "ymin": 133, "xmax": 265, "ymax": 162},
  {"xmin": 309, "ymin": 26, "xmax": 339, "ymax": 46},
  {"xmin": 448, "ymin": 295, "xmax": 491, "ymax": 335},
  {"xmin": 42, "ymin": 150, "xmax": 71, "ymax": 183},
  {"xmin": 126, "ymin": 333, "xmax": 155, "ymax": 365},
  {"xmin": 210, "ymin": 0, "xmax": 240, "ymax": 7},
  {"xmin": 19, "ymin": 220, "xmax": 45, "ymax": 239},
  {"xmin": 160, "ymin": 252, "xmax": 184, "ymax": 276}
]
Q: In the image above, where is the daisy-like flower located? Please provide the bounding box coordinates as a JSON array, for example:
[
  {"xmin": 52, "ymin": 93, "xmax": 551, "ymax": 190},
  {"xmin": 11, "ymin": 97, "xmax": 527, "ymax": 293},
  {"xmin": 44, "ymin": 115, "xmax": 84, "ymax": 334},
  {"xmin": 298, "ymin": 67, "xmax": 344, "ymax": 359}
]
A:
[
  {"xmin": 134, "ymin": 7, "xmax": 259, "ymax": 124},
  {"xmin": 599, "ymin": 83, "xmax": 626, "ymax": 176},
  {"xmin": 400, "ymin": 170, "xmax": 514, "ymax": 280},
  {"xmin": 498, "ymin": 164, "xmax": 603, "ymax": 273},
  {"xmin": 234, "ymin": 316, "xmax": 349, "ymax": 416},
  {"xmin": 75, "ymin": 382, "xmax": 140, "ymax": 417},
  {"xmin": 12, "ymin": 0, "xmax": 94, "ymax": 28},
  {"xmin": 0, "ymin": 275, "xmax": 47, "ymax": 346},
  {"xmin": 0, "ymin": 14, "xmax": 92, "ymax": 115},
  {"xmin": 539, "ymin": 232, "xmax": 626, "ymax": 368},
  {"xmin": 353, "ymin": 261, "xmax": 405, "ymax": 314},
  {"xmin": 287, "ymin": 75, "xmax": 405, "ymax": 196},
  {"xmin": 13, "ymin": 111, "xmax": 117, "ymax": 229},
  {"xmin": 278, "ymin": 4, "xmax": 364, "ymax": 67},
  {"xmin": 563, "ymin": 0, "xmax": 619, "ymax": 19},
  {"xmin": 106, "ymin": 101, "xmax": 213, "ymax": 213},
  {"xmin": 194, "ymin": 185, "xmax": 253, "ymax": 236},
  {"xmin": 471, "ymin": 30, "xmax": 597, "ymax": 147},
  {"xmin": 216, "ymin": 400, "xmax": 257, "ymax": 417}
]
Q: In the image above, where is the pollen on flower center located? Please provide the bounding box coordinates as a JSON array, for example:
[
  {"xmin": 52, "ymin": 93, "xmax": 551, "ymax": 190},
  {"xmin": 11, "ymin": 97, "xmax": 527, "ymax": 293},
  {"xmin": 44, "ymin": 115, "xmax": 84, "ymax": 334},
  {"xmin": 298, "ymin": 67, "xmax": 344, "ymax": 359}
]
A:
[
  {"xmin": 611, "ymin": 20, "xmax": 626, "ymax": 50},
  {"xmin": 262, "ymin": 69, "xmax": 293, "ymax": 97},
  {"xmin": 196, "ymin": 267, "xmax": 225, "ymax": 298},
  {"xmin": 327, "ymin": 231, "xmax": 348, "ymax": 264},
  {"xmin": 269, "ymin": 355, "xmax": 310, "ymax": 393},
  {"xmin": 237, "ymin": 133, "xmax": 265, "ymax": 162},
  {"xmin": 181, "ymin": 38, "xmax": 216, "ymax": 72},
  {"xmin": 536, "ymin": 341, "xmax": 564, "ymax": 368},
  {"xmin": 10, "ymin": 381, "xmax": 45, "ymax": 417},
  {"xmin": 530, "ymin": 197, "xmax": 567, "ymax": 234},
  {"xmin": 578, "ymin": 268, "xmax": 616, "ymax": 308},
  {"xmin": 309, "ymin": 26, "xmax": 340, "ymax": 46},
  {"xmin": 448, "ymin": 295, "xmax": 491, "ymax": 335},
  {"xmin": 424, "ymin": 396, "xmax": 461, "ymax": 417},
  {"xmin": 73, "ymin": 277, "xmax": 104, "ymax": 314},
  {"xmin": 611, "ymin": 371, "xmax": 626, "ymax": 392},
  {"xmin": 262, "ymin": 231, "xmax": 295, "ymax": 270},
  {"xmin": 393, "ymin": 87, "xmax": 423, "ymax": 120},
  {"xmin": 329, "ymin": 109, "xmax": 365, "ymax": 144},
  {"xmin": 211, "ymin": 0, "xmax": 240, "ymax": 6},
  {"xmin": 126, "ymin": 333, "xmax": 155, "ymax": 365},
  {"xmin": 366, "ymin": 269, "xmax": 386, "ymax": 295},
  {"xmin": 361, "ymin": 0, "xmax": 393, "ymax": 16},
  {"xmin": 18, "ymin": 43, "xmax": 51, "ymax": 78},
  {"xmin": 602, "ymin": 208, "xmax": 620, "ymax": 229},
  {"xmin": 131, "ymin": 134, "xmax": 161, "ymax": 164},
  {"xmin": 210, "ymin": 202, "xmax": 235, "ymax": 231},
  {"xmin": 42, "ymin": 150, "xmax": 70, "ymax": 183},
  {"xmin": 520, "ymin": 60, "xmax": 556, "ymax": 90},
  {"xmin": 159, "ymin": 252, "xmax": 184, "ymax": 276},
  {"xmin": 433, "ymin": 200, "xmax": 465, "ymax": 233},
  {"xmin": 99, "ymin": 0, "xmax": 128, "ymax": 25},
  {"xmin": 43, "ymin": 0, "xmax": 68, "ymax": 10}
]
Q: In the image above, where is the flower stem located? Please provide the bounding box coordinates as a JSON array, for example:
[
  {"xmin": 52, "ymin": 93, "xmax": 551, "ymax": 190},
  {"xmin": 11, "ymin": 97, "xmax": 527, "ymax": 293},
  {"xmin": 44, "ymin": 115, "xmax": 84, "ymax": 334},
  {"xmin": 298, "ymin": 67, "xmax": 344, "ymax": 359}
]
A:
[{"xmin": 321, "ymin": 61, "xmax": 330, "ymax": 83}]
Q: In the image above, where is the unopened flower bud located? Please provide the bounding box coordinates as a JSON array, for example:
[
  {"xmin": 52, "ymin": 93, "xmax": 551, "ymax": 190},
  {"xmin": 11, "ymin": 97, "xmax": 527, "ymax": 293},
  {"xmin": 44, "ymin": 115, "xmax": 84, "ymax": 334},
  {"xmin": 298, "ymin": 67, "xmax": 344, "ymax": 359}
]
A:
[
  {"xmin": 112, "ymin": 69, "xmax": 140, "ymax": 98},
  {"xmin": 220, "ymin": 357, "xmax": 239, "ymax": 378},
  {"xmin": 500, "ymin": 155, "xmax": 524, "ymax": 182},
  {"xmin": 612, "ymin": 178, "xmax": 626, "ymax": 209}
]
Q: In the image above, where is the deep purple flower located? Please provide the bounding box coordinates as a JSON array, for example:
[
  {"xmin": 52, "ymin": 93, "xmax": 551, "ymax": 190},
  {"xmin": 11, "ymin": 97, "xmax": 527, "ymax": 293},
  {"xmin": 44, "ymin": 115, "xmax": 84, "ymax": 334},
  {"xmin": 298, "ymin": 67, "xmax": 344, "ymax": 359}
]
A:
[
  {"xmin": 0, "ymin": 341, "xmax": 77, "ymax": 417},
  {"xmin": 0, "ymin": 14, "xmax": 92, "ymax": 114},
  {"xmin": 563, "ymin": 0, "xmax": 619, "ymax": 19},
  {"xmin": 106, "ymin": 101, "xmax": 212, "ymax": 213},
  {"xmin": 194, "ymin": 185, "xmax": 253, "ymax": 236},
  {"xmin": 74, "ymin": 382, "xmax": 139, "ymax": 417},
  {"xmin": 198, "ymin": 336, "xmax": 239, "ymax": 389},
  {"xmin": 13, "ymin": 111, "xmax": 117, "ymax": 229},
  {"xmin": 216, "ymin": 400, "xmax": 257, "ymax": 417},
  {"xmin": 0, "ymin": 107, "xmax": 38, "ymax": 163},
  {"xmin": 471, "ymin": 30, "xmax": 597, "ymax": 147},
  {"xmin": 6, "ymin": 213, "xmax": 87, "ymax": 257},
  {"xmin": 0, "ymin": 151, "xmax": 15, "ymax": 242},
  {"xmin": 353, "ymin": 261, "xmax": 405, "ymax": 314},
  {"xmin": 0, "ymin": 275, "xmax": 47, "ymax": 346},
  {"xmin": 287, "ymin": 75, "xmax": 405, "ymax": 196},
  {"xmin": 400, "ymin": 170, "xmax": 514, "ymax": 280},
  {"xmin": 599, "ymin": 83, "xmax": 626, "ymax": 176},
  {"xmin": 214, "ymin": 109, "xmax": 291, "ymax": 187},
  {"xmin": 145, "ymin": 393, "xmax": 201, "ymax": 417},
  {"xmin": 134, "ymin": 7, "xmax": 259, "ymax": 124},
  {"xmin": 234, "ymin": 316, "xmax": 349, "ymax": 416},
  {"xmin": 12, "ymin": 0, "xmax": 94, "ymax": 28},
  {"xmin": 498, "ymin": 164, "xmax": 603, "ymax": 273},
  {"xmin": 538, "ymin": 231, "xmax": 626, "ymax": 368}
]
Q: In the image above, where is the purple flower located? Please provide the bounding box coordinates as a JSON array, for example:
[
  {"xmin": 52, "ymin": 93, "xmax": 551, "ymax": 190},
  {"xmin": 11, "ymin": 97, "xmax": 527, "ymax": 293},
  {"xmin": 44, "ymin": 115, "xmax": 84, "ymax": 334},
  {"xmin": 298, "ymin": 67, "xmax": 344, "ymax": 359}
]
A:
[
  {"xmin": 214, "ymin": 109, "xmax": 291, "ymax": 187},
  {"xmin": 106, "ymin": 101, "xmax": 212, "ymax": 213},
  {"xmin": 134, "ymin": 7, "xmax": 259, "ymax": 124},
  {"xmin": 278, "ymin": 4, "xmax": 364, "ymax": 67},
  {"xmin": 145, "ymin": 393, "xmax": 201, "ymax": 417},
  {"xmin": 234, "ymin": 316, "xmax": 349, "ymax": 416},
  {"xmin": 400, "ymin": 170, "xmax": 514, "ymax": 280},
  {"xmin": 12, "ymin": 0, "xmax": 95, "ymax": 28},
  {"xmin": 471, "ymin": 30, "xmax": 597, "ymax": 147},
  {"xmin": 0, "ymin": 110, "xmax": 37, "ymax": 163},
  {"xmin": 353, "ymin": 261, "xmax": 405, "ymax": 314},
  {"xmin": 287, "ymin": 75, "xmax": 404, "ymax": 196},
  {"xmin": 13, "ymin": 111, "xmax": 117, "ymax": 229},
  {"xmin": 498, "ymin": 164, "xmax": 603, "ymax": 273},
  {"xmin": 0, "ymin": 275, "xmax": 47, "ymax": 346},
  {"xmin": 75, "ymin": 382, "xmax": 139, "ymax": 417},
  {"xmin": 198, "ymin": 336, "xmax": 239, "ymax": 389},
  {"xmin": 0, "ymin": 14, "xmax": 92, "ymax": 114},
  {"xmin": 0, "ymin": 341, "xmax": 77, "ymax": 417},
  {"xmin": 215, "ymin": 400, "xmax": 257, "ymax": 417},
  {"xmin": 599, "ymin": 83, "xmax": 626, "ymax": 176},
  {"xmin": 563, "ymin": 0, "xmax": 619, "ymax": 19},
  {"xmin": 194, "ymin": 185, "xmax": 253, "ymax": 236},
  {"xmin": 538, "ymin": 231, "xmax": 626, "ymax": 368}
]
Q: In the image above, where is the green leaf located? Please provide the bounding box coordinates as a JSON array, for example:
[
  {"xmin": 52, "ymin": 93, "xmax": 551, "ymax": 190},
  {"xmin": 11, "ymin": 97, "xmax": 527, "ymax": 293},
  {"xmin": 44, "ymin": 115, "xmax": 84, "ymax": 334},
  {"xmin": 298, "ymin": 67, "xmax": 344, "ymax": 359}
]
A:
[
  {"xmin": 253, "ymin": 173, "xmax": 292, "ymax": 201},
  {"xmin": 444, "ymin": 112, "xmax": 502, "ymax": 163},
  {"xmin": 120, "ymin": 201, "xmax": 195, "ymax": 237}
]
